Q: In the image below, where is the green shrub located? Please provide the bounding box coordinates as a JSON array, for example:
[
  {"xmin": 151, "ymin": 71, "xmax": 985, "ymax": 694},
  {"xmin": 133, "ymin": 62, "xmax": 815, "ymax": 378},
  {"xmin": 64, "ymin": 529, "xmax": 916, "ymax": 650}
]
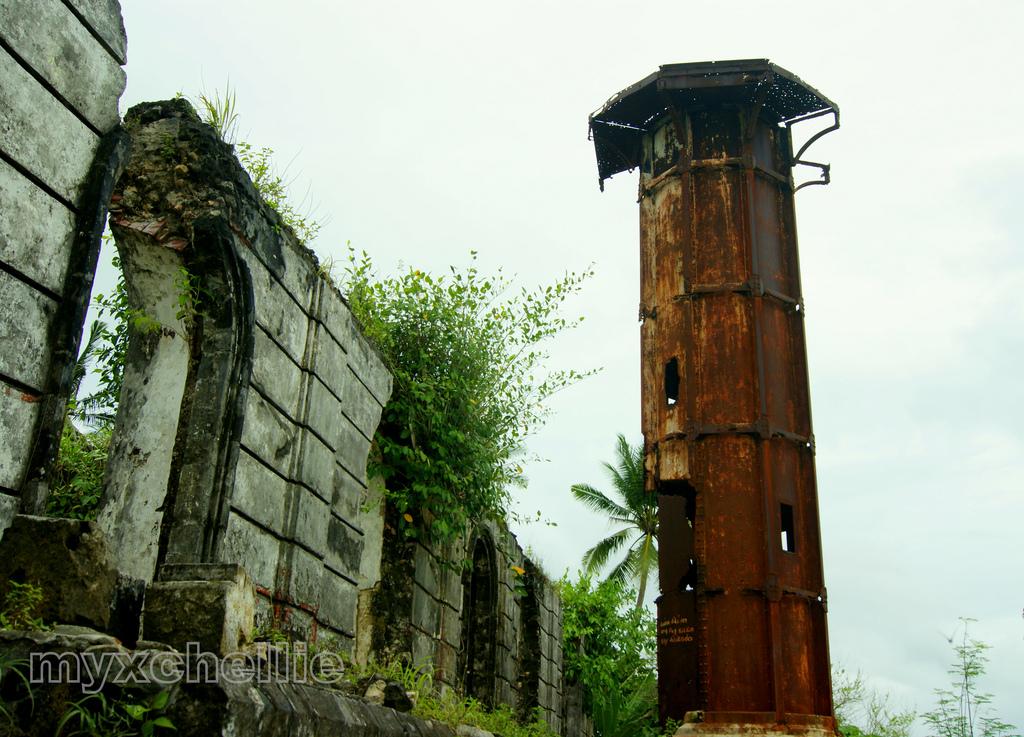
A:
[
  {"xmin": 46, "ymin": 425, "xmax": 111, "ymax": 520},
  {"xmin": 0, "ymin": 654, "xmax": 32, "ymax": 730},
  {"xmin": 833, "ymin": 664, "xmax": 914, "ymax": 737},
  {"xmin": 922, "ymin": 619, "xmax": 1018, "ymax": 737},
  {"xmin": 342, "ymin": 654, "xmax": 556, "ymax": 737},
  {"xmin": 343, "ymin": 249, "xmax": 594, "ymax": 546},
  {"xmin": 0, "ymin": 580, "xmax": 48, "ymax": 632},
  {"xmin": 56, "ymin": 689, "xmax": 174, "ymax": 737},
  {"xmin": 559, "ymin": 574, "xmax": 659, "ymax": 737}
]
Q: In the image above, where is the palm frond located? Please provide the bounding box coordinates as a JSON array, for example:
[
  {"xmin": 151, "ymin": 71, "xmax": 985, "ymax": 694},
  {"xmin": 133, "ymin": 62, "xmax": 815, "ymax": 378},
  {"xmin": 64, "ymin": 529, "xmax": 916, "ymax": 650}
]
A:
[
  {"xmin": 581, "ymin": 527, "xmax": 632, "ymax": 574},
  {"xmin": 616, "ymin": 434, "xmax": 648, "ymax": 510},
  {"xmin": 606, "ymin": 542, "xmax": 641, "ymax": 584},
  {"xmin": 571, "ymin": 434, "xmax": 658, "ymax": 606},
  {"xmin": 69, "ymin": 319, "xmax": 107, "ymax": 403},
  {"xmin": 571, "ymin": 483, "xmax": 629, "ymax": 519}
]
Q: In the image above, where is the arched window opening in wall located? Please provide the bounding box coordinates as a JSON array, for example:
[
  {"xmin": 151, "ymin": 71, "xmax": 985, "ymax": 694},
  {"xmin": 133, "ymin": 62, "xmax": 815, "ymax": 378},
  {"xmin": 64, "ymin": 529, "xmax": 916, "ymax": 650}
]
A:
[
  {"xmin": 518, "ymin": 560, "xmax": 542, "ymax": 720},
  {"xmin": 461, "ymin": 533, "xmax": 497, "ymax": 706}
]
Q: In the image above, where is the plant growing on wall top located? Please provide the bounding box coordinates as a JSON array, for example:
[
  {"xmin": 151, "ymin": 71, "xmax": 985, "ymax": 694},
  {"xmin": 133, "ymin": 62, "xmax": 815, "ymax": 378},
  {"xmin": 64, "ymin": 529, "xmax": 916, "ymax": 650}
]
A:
[
  {"xmin": 196, "ymin": 86, "xmax": 322, "ymax": 244},
  {"xmin": 343, "ymin": 248, "xmax": 595, "ymax": 546}
]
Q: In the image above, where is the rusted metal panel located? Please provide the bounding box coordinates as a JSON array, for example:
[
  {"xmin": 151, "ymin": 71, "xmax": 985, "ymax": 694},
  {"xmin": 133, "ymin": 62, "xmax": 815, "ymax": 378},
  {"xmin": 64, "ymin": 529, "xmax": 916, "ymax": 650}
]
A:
[
  {"xmin": 657, "ymin": 590, "xmax": 700, "ymax": 716},
  {"xmin": 704, "ymin": 592, "xmax": 773, "ymax": 712},
  {"xmin": 591, "ymin": 59, "xmax": 839, "ymax": 731}
]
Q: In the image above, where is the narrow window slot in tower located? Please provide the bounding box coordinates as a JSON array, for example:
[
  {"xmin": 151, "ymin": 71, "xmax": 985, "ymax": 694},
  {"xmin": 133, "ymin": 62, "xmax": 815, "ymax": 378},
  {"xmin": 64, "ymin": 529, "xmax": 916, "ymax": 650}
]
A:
[
  {"xmin": 665, "ymin": 358, "xmax": 680, "ymax": 406},
  {"xmin": 780, "ymin": 503, "xmax": 796, "ymax": 553}
]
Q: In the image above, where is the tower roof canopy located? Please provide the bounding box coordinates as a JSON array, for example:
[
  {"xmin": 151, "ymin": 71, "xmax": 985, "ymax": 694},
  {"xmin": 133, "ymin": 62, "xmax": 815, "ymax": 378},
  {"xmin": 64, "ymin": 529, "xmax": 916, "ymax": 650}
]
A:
[{"xmin": 589, "ymin": 59, "xmax": 838, "ymax": 185}]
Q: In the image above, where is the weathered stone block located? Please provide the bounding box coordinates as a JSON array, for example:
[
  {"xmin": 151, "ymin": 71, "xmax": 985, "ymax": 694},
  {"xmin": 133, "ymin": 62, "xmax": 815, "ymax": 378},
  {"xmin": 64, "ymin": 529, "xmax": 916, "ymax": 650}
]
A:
[
  {"xmin": 411, "ymin": 629, "xmax": 435, "ymax": 669},
  {"xmin": 0, "ymin": 0, "xmax": 125, "ymax": 131},
  {"xmin": 309, "ymin": 325, "xmax": 349, "ymax": 398},
  {"xmin": 355, "ymin": 476, "xmax": 384, "ymax": 588},
  {"xmin": 238, "ymin": 247, "xmax": 310, "ymax": 365},
  {"xmin": 305, "ymin": 377, "xmax": 344, "ymax": 452},
  {"xmin": 552, "ymin": 637, "xmax": 564, "ymax": 671},
  {"xmin": 435, "ymin": 639, "xmax": 457, "ymax": 684},
  {"xmin": 291, "ymin": 485, "xmax": 329, "ymax": 553},
  {"xmin": 326, "ymin": 514, "xmax": 363, "ymax": 581},
  {"xmin": 273, "ymin": 234, "xmax": 319, "ymax": 312},
  {"xmin": 539, "ymin": 628, "xmax": 554, "ymax": 661},
  {"xmin": 317, "ymin": 569, "xmax": 358, "ymax": 636},
  {"xmin": 338, "ymin": 364, "xmax": 386, "ymax": 441},
  {"xmin": 65, "ymin": 0, "xmax": 127, "ymax": 64},
  {"xmin": 341, "ymin": 329, "xmax": 392, "ymax": 407},
  {"xmin": 0, "ymin": 270, "xmax": 57, "ymax": 391},
  {"xmin": 540, "ymin": 605, "xmax": 553, "ymax": 637},
  {"xmin": 0, "ymin": 493, "xmax": 16, "ymax": 542},
  {"xmin": 239, "ymin": 389, "xmax": 298, "ymax": 479},
  {"xmin": 497, "ymin": 585, "xmax": 514, "ymax": 621},
  {"xmin": 281, "ymin": 544, "xmax": 324, "ymax": 612},
  {"xmin": 499, "ymin": 612, "xmax": 515, "ymax": 651},
  {"xmin": 335, "ymin": 413, "xmax": 371, "ymax": 482},
  {"xmin": 542, "ymin": 583, "xmax": 556, "ymax": 612},
  {"xmin": 230, "ymin": 451, "xmax": 288, "ymax": 533},
  {"xmin": 496, "ymin": 678, "xmax": 515, "ymax": 709},
  {"xmin": 220, "ymin": 512, "xmax": 279, "ymax": 590},
  {"xmin": 411, "ymin": 584, "xmax": 441, "ymax": 637},
  {"xmin": 251, "ymin": 328, "xmax": 303, "ymax": 418},
  {"xmin": 143, "ymin": 564, "xmax": 256, "ymax": 655},
  {"xmin": 538, "ymin": 679, "xmax": 553, "ymax": 710},
  {"xmin": 442, "ymin": 566, "xmax": 463, "ymax": 609},
  {"xmin": 456, "ymin": 726, "xmax": 492, "ymax": 737},
  {"xmin": 0, "ymin": 516, "xmax": 128, "ymax": 634},
  {"xmin": 296, "ymin": 430, "xmax": 334, "ymax": 501},
  {"xmin": 0, "ymin": 159, "xmax": 76, "ymax": 294},
  {"xmin": 439, "ymin": 603, "xmax": 461, "ymax": 649},
  {"xmin": 414, "ymin": 543, "xmax": 440, "ymax": 596},
  {"xmin": 333, "ymin": 461, "xmax": 366, "ymax": 522},
  {"xmin": 497, "ymin": 646, "xmax": 516, "ymax": 682},
  {"xmin": 0, "ymin": 381, "xmax": 38, "ymax": 491},
  {"xmin": 540, "ymin": 654, "xmax": 554, "ymax": 687},
  {"xmin": 0, "ymin": 47, "xmax": 99, "ymax": 205},
  {"xmin": 317, "ymin": 289, "xmax": 354, "ymax": 350}
]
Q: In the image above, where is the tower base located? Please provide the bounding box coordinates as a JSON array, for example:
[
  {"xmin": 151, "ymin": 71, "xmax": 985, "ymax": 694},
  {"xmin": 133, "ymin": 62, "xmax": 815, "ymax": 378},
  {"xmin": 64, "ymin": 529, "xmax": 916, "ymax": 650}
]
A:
[{"xmin": 674, "ymin": 713, "xmax": 838, "ymax": 737}]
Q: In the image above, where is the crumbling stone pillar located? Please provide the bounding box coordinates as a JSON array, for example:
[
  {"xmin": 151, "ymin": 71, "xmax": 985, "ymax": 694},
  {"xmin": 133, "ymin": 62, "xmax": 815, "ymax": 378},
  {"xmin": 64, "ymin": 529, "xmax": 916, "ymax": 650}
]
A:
[{"xmin": 98, "ymin": 99, "xmax": 392, "ymax": 646}]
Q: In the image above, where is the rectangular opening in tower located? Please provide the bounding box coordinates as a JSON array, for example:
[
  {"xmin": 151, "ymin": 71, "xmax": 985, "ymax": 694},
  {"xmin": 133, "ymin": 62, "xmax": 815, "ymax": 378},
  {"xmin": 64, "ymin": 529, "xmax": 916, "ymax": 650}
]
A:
[
  {"xmin": 780, "ymin": 503, "xmax": 796, "ymax": 553},
  {"xmin": 665, "ymin": 358, "xmax": 680, "ymax": 406}
]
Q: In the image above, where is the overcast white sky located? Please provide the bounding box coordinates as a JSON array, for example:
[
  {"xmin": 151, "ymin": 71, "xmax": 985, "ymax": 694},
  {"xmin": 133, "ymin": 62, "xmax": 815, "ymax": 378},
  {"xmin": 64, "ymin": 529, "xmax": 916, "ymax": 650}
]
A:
[{"xmin": 111, "ymin": 0, "xmax": 1022, "ymax": 729}]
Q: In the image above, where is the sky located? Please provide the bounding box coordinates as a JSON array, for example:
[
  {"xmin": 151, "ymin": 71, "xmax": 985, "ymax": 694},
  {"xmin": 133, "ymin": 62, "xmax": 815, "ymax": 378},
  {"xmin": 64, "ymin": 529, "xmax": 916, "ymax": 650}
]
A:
[{"xmin": 109, "ymin": 0, "xmax": 1022, "ymax": 730}]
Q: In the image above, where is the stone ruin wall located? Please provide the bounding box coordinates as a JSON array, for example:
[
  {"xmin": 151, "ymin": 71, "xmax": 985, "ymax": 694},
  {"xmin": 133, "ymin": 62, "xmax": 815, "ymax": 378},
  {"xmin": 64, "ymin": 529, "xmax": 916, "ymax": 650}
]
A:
[
  {"xmin": 366, "ymin": 517, "xmax": 569, "ymax": 731},
  {"xmin": 0, "ymin": 1, "xmax": 592, "ymax": 734},
  {"xmin": 92, "ymin": 98, "xmax": 392, "ymax": 647},
  {"xmin": 0, "ymin": 0, "xmax": 127, "ymax": 521}
]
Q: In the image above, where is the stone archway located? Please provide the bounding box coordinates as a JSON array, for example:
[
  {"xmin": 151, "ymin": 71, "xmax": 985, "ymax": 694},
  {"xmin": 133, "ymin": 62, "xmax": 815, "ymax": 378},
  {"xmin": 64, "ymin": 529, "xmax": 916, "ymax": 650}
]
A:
[{"xmin": 461, "ymin": 532, "xmax": 497, "ymax": 705}]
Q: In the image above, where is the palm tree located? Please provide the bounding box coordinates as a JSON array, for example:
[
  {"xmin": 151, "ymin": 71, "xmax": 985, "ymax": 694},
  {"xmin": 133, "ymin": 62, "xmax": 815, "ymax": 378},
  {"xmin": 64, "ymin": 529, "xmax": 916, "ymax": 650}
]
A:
[{"xmin": 571, "ymin": 434, "xmax": 658, "ymax": 608}]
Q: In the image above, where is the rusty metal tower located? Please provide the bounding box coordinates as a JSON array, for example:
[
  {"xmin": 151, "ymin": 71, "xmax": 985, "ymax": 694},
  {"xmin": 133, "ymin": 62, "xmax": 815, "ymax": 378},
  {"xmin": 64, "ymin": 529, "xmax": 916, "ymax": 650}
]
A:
[{"xmin": 590, "ymin": 60, "xmax": 839, "ymax": 734}]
